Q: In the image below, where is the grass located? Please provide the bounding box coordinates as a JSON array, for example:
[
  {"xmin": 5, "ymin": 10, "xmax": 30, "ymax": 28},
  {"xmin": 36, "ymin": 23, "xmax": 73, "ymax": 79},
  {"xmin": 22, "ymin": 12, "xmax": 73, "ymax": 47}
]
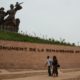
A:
[{"xmin": 0, "ymin": 31, "xmax": 75, "ymax": 46}]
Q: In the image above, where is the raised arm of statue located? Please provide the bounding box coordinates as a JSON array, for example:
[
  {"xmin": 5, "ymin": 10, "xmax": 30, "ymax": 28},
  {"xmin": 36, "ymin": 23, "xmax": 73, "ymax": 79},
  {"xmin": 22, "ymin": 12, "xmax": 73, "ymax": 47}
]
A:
[{"xmin": 15, "ymin": 2, "xmax": 23, "ymax": 11}]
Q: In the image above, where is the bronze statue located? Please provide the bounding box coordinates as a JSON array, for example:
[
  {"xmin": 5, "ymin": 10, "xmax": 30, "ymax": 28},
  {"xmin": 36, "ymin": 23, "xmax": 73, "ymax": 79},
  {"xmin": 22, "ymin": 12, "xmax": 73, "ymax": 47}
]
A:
[
  {"xmin": 0, "ymin": 7, "xmax": 6, "ymax": 25},
  {"xmin": 0, "ymin": 2, "xmax": 23, "ymax": 32}
]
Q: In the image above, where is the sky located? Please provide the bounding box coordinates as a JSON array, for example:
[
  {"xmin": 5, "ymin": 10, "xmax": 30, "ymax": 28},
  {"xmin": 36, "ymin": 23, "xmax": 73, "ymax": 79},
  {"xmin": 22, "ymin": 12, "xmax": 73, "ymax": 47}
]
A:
[{"xmin": 0, "ymin": 0, "xmax": 80, "ymax": 45}]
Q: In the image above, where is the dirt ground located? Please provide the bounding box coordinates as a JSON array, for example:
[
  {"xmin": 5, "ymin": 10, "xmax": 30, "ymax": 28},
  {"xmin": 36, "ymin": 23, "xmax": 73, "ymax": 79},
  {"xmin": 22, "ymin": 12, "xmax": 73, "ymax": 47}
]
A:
[{"xmin": 0, "ymin": 69, "xmax": 80, "ymax": 80}]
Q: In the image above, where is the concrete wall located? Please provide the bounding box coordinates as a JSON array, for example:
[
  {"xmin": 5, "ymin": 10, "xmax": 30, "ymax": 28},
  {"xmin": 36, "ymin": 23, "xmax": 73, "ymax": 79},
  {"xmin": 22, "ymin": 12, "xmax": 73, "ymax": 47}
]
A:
[{"xmin": 0, "ymin": 40, "xmax": 80, "ymax": 69}]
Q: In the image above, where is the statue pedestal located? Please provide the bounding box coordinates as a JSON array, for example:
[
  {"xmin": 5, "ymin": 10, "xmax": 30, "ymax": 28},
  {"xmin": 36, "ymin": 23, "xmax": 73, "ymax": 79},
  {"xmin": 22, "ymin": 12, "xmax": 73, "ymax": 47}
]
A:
[
  {"xmin": 0, "ymin": 25, "xmax": 18, "ymax": 32},
  {"xmin": 0, "ymin": 18, "xmax": 20, "ymax": 32}
]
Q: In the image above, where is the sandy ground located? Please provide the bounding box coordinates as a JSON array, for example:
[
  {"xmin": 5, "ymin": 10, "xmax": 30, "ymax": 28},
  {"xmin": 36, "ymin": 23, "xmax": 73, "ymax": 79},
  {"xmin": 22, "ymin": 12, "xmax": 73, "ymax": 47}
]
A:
[{"xmin": 0, "ymin": 69, "xmax": 80, "ymax": 80}]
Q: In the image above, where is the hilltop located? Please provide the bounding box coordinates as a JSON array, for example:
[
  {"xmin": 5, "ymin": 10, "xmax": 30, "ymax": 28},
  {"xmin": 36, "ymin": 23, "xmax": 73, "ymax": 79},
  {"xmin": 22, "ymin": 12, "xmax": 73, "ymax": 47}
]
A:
[{"xmin": 0, "ymin": 31, "xmax": 75, "ymax": 46}]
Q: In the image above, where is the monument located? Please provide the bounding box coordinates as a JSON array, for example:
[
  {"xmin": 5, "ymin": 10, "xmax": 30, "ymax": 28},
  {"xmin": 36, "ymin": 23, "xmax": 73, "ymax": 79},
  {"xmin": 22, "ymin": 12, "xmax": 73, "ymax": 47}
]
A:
[{"xmin": 0, "ymin": 2, "xmax": 23, "ymax": 32}]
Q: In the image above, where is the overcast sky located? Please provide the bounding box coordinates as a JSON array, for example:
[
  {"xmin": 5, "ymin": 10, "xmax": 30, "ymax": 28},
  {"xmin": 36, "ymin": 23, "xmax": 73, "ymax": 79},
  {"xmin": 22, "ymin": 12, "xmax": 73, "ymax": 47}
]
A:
[{"xmin": 0, "ymin": 0, "xmax": 80, "ymax": 45}]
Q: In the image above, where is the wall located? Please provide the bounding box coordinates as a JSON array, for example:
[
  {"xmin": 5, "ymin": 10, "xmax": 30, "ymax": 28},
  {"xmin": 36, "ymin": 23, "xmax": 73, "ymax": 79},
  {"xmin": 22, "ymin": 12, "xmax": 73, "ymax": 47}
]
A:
[{"xmin": 0, "ymin": 40, "xmax": 80, "ymax": 69}]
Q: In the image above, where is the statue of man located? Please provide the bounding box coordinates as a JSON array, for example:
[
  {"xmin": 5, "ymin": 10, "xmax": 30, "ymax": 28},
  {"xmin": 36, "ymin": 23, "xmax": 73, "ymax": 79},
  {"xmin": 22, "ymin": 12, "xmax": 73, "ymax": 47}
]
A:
[
  {"xmin": 2, "ymin": 2, "xmax": 23, "ymax": 32},
  {"xmin": 0, "ymin": 7, "xmax": 6, "ymax": 25},
  {"xmin": 5, "ymin": 3, "xmax": 22, "ymax": 25},
  {"xmin": 6, "ymin": 4, "xmax": 15, "ymax": 21}
]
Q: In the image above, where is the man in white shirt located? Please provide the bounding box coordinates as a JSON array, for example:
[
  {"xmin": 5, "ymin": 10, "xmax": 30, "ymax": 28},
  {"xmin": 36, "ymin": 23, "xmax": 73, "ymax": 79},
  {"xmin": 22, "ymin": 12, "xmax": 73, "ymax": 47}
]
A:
[{"xmin": 45, "ymin": 56, "xmax": 52, "ymax": 76}]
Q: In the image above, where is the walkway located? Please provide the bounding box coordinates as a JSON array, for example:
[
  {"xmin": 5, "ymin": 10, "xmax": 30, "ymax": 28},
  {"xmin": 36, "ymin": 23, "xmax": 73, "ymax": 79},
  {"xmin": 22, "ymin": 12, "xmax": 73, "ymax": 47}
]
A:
[{"xmin": 0, "ymin": 69, "xmax": 80, "ymax": 80}]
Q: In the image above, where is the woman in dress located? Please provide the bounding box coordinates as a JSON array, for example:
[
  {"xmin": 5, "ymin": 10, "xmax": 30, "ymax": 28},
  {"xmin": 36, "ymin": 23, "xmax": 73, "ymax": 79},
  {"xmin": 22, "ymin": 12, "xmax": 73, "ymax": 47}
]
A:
[{"xmin": 52, "ymin": 56, "xmax": 59, "ymax": 77}]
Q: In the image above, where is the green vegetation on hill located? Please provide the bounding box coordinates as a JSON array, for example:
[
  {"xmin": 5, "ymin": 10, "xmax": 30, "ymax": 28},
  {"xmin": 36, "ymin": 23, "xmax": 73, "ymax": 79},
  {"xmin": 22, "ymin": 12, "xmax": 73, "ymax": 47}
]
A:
[{"xmin": 0, "ymin": 31, "xmax": 75, "ymax": 46}]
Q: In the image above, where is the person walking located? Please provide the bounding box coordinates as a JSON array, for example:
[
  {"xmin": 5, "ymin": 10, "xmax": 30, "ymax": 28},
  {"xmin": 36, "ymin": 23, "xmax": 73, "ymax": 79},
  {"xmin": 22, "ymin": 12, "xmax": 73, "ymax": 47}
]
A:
[
  {"xmin": 45, "ymin": 56, "xmax": 52, "ymax": 76},
  {"xmin": 52, "ymin": 56, "xmax": 60, "ymax": 77}
]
